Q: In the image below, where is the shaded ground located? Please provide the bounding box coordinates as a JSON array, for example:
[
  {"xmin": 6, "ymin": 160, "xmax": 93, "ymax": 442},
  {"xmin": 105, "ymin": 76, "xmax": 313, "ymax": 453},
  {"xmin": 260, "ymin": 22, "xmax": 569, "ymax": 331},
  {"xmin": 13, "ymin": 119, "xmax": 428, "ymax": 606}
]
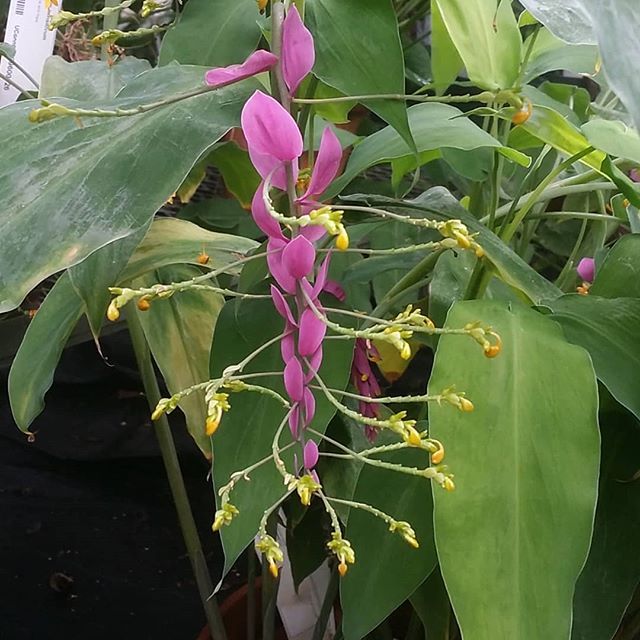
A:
[{"xmin": 0, "ymin": 331, "xmax": 228, "ymax": 640}]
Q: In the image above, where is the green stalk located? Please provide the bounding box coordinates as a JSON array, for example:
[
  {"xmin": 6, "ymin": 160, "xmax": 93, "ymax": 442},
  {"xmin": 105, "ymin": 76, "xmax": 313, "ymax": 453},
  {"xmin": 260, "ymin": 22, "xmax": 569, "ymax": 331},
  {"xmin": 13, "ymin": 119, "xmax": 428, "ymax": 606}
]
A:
[
  {"xmin": 126, "ymin": 312, "xmax": 227, "ymax": 640},
  {"xmin": 101, "ymin": 0, "xmax": 120, "ymax": 60}
]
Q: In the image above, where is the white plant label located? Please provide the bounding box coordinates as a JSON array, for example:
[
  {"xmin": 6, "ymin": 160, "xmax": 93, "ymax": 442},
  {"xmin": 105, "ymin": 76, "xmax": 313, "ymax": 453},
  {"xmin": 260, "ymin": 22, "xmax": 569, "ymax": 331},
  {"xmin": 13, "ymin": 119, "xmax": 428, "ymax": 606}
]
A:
[{"xmin": 0, "ymin": 0, "xmax": 62, "ymax": 107}]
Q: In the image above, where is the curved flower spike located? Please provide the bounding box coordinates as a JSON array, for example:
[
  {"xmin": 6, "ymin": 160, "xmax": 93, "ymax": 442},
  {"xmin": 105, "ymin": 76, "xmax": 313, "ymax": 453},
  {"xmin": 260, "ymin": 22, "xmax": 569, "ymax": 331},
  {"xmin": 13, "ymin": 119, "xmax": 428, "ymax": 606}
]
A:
[
  {"xmin": 577, "ymin": 257, "xmax": 595, "ymax": 283},
  {"xmin": 282, "ymin": 5, "xmax": 315, "ymax": 95},
  {"xmin": 205, "ymin": 50, "xmax": 278, "ymax": 88},
  {"xmin": 303, "ymin": 440, "xmax": 319, "ymax": 470}
]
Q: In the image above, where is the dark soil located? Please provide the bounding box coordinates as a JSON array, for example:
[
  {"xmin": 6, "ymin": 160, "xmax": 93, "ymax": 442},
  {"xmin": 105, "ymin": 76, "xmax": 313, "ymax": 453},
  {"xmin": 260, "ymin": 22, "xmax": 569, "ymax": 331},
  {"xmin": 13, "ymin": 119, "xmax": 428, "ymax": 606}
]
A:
[{"xmin": 0, "ymin": 330, "xmax": 230, "ymax": 640}]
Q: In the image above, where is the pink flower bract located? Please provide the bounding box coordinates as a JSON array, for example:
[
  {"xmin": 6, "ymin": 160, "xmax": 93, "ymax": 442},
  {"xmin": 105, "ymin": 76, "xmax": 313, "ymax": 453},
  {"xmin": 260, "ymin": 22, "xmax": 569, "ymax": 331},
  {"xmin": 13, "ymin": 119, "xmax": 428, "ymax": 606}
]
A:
[
  {"xmin": 205, "ymin": 50, "xmax": 278, "ymax": 88},
  {"xmin": 282, "ymin": 5, "xmax": 315, "ymax": 95}
]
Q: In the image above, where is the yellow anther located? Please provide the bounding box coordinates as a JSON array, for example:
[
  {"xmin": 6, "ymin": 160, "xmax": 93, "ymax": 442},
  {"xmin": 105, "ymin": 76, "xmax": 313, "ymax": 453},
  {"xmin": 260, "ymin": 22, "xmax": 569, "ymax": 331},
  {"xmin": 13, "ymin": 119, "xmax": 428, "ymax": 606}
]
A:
[
  {"xmin": 205, "ymin": 415, "xmax": 221, "ymax": 436},
  {"xmin": 511, "ymin": 100, "xmax": 532, "ymax": 125},
  {"xmin": 269, "ymin": 559, "xmax": 279, "ymax": 578},
  {"xmin": 404, "ymin": 535, "xmax": 420, "ymax": 549},
  {"xmin": 212, "ymin": 503, "xmax": 239, "ymax": 531},
  {"xmin": 484, "ymin": 343, "xmax": 501, "ymax": 358},
  {"xmin": 431, "ymin": 444, "xmax": 445, "ymax": 465},
  {"xmin": 257, "ymin": 0, "xmax": 268, "ymax": 11},
  {"xmin": 106, "ymin": 300, "xmax": 120, "ymax": 322},
  {"xmin": 196, "ymin": 251, "xmax": 210, "ymax": 265},
  {"xmin": 406, "ymin": 425, "xmax": 422, "ymax": 447},
  {"xmin": 360, "ymin": 374, "xmax": 369, "ymax": 382},
  {"xmin": 338, "ymin": 561, "xmax": 348, "ymax": 577}
]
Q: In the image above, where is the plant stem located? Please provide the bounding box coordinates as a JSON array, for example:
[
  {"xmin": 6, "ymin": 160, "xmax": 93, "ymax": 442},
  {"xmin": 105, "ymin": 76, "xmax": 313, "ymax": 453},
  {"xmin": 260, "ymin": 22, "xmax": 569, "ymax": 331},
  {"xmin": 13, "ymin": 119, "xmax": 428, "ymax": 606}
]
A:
[
  {"xmin": 293, "ymin": 91, "xmax": 504, "ymax": 105},
  {"xmin": 0, "ymin": 52, "xmax": 39, "ymax": 90},
  {"xmin": 126, "ymin": 311, "xmax": 227, "ymax": 640},
  {"xmin": 0, "ymin": 71, "xmax": 36, "ymax": 99},
  {"xmin": 101, "ymin": 0, "xmax": 121, "ymax": 60},
  {"xmin": 311, "ymin": 565, "xmax": 339, "ymax": 640}
]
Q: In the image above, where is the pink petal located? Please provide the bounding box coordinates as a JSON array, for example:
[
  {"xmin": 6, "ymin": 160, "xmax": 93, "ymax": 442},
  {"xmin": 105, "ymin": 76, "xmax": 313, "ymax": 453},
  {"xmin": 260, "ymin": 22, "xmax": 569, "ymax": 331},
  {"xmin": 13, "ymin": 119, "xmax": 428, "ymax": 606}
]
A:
[
  {"xmin": 300, "ymin": 225, "xmax": 327, "ymax": 242},
  {"xmin": 267, "ymin": 238, "xmax": 297, "ymax": 294},
  {"xmin": 323, "ymin": 280, "xmax": 345, "ymax": 301},
  {"xmin": 281, "ymin": 329, "xmax": 296, "ymax": 363},
  {"xmin": 304, "ymin": 345, "xmax": 323, "ymax": 383},
  {"xmin": 284, "ymin": 357, "xmax": 305, "ymax": 402},
  {"xmin": 302, "ymin": 127, "xmax": 342, "ymax": 199},
  {"xmin": 298, "ymin": 308, "xmax": 326, "ymax": 356},
  {"xmin": 282, "ymin": 235, "xmax": 315, "ymax": 280},
  {"xmin": 302, "ymin": 388, "xmax": 316, "ymax": 425},
  {"xmin": 312, "ymin": 253, "xmax": 332, "ymax": 298},
  {"xmin": 271, "ymin": 285, "xmax": 296, "ymax": 325},
  {"xmin": 577, "ymin": 257, "xmax": 595, "ymax": 283},
  {"xmin": 303, "ymin": 440, "xmax": 319, "ymax": 469},
  {"xmin": 205, "ymin": 50, "xmax": 278, "ymax": 88},
  {"xmin": 282, "ymin": 5, "xmax": 315, "ymax": 95},
  {"xmin": 248, "ymin": 148, "xmax": 297, "ymax": 191},
  {"xmin": 251, "ymin": 185, "xmax": 285, "ymax": 240},
  {"xmin": 241, "ymin": 91, "xmax": 303, "ymax": 162},
  {"xmin": 289, "ymin": 405, "xmax": 300, "ymax": 438}
]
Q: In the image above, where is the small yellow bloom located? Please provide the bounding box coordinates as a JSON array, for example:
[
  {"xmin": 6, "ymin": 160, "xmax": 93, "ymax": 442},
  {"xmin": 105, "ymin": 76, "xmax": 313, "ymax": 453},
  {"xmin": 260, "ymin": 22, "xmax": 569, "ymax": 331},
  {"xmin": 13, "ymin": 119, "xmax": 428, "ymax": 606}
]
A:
[
  {"xmin": 106, "ymin": 300, "xmax": 120, "ymax": 322},
  {"xmin": 137, "ymin": 297, "xmax": 151, "ymax": 312},
  {"xmin": 442, "ymin": 477, "xmax": 455, "ymax": 492},
  {"xmin": 405, "ymin": 425, "xmax": 422, "ymax": 447},
  {"xmin": 431, "ymin": 443, "xmax": 445, "ymax": 465},
  {"xmin": 268, "ymin": 559, "xmax": 279, "ymax": 578},
  {"xmin": 459, "ymin": 397, "xmax": 474, "ymax": 412},
  {"xmin": 205, "ymin": 415, "xmax": 221, "ymax": 436},
  {"xmin": 338, "ymin": 561, "xmax": 348, "ymax": 577},
  {"xmin": 336, "ymin": 228, "xmax": 349, "ymax": 251},
  {"xmin": 44, "ymin": 0, "xmax": 59, "ymax": 9},
  {"xmin": 257, "ymin": 0, "xmax": 269, "ymax": 12}
]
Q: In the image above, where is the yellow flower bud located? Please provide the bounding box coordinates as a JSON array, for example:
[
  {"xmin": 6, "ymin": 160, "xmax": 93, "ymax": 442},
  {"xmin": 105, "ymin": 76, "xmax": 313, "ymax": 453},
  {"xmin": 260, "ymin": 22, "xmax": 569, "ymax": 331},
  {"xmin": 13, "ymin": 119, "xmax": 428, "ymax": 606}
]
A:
[
  {"xmin": 336, "ymin": 229, "xmax": 349, "ymax": 251},
  {"xmin": 269, "ymin": 559, "xmax": 279, "ymax": 578},
  {"xmin": 406, "ymin": 426, "xmax": 422, "ymax": 447},
  {"xmin": 511, "ymin": 101, "xmax": 532, "ymax": 125},
  {"xmin": 484, "ymin": 344, "xmax": 501, "ymax": 358},
  {"xmin": 442, "ymin": 477, "xmax": 455, "ymax": 492},
  {"xmin": 137, "ymin": 297, "xmax": 151, "ymax": 312},
  {"xmin": 257, "ymin": 0, "xmax": 268, "ymax": 11},
  {"xmin": 403, "ymin": 534, "xmax": 420, "ymax": 549},
  {"xmin": 196, "ymin": 251, "xmax": 210, "ymax": 265},
  {"xmin": 459, "ymin": 397, "xmax": 474, "ymax": 412},
  {"xmin": 206, "ymin": 415, "xmax": 221, "ymax": 436},
  {"xmin": 106, "ymin": 300, "xmax": 120, "ymax": 322},
  {"xmin": 431, "ymin": 446, "xmax": 445, "ymax": 465},
  {"xmin": 338, "ymin": 561, "xmax": 348, "ymax": 577}
]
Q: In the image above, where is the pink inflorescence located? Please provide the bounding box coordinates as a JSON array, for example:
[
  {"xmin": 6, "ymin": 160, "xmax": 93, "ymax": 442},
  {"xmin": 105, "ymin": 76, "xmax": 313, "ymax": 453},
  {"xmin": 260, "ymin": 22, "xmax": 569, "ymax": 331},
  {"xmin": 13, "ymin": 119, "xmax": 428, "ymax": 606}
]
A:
[{"xmin": 351, "ymin": 339, "xmax": 383, "ymax": 441}]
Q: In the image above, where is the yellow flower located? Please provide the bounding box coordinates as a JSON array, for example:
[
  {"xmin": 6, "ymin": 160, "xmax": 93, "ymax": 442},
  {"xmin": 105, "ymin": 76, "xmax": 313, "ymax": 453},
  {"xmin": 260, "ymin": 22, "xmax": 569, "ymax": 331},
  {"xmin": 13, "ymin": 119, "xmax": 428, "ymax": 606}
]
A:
[{"xmin": 44, "ymin": 0, "xmax": 59, "ymax": 8}]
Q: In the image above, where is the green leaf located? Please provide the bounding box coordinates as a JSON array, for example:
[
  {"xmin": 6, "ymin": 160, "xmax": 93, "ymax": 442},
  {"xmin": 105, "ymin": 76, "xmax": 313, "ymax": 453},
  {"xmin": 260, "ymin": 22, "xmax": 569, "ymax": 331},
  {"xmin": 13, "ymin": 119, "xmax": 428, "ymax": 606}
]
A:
[
  {"xmin": 119, "ymin": 217, "xmax": 259, "ymax": 283},
  {"xmin": 305, "ymin": 0, "xmax": 414, "ymax": 149},
  {"xmin": 410, "ymin": 566, "xmax": 453, "ymax": 640},
  {"xmin": 590, "ymin": 235, "xmax": 640, "ymax": 299},
  {"xmin": 39, "ymin": 56, "xmax": 151, "ymax": 101},
  {"xmin": 583, "ymin": 119, "xmax": 640, "ymax": 164},
  {"xmin": 0, "ymin": 41, "xmax": 16, "ymax": 59},
  {"xmin": 572, "ymin": 409, "xmax": 640, "ymax": 640},
  {"xmin": 433, "ymin": 0, "xmax": 522, "ymax": 90},
  {"xmin": 159, "ymin": 0, "xmax": 262, "ymax": 67},
  {"xmin": 8, "ymin": 274, "xmax": 83, "ymax": 433},
  {"xmin": 431, "ymin": 0, "xmax": 462, "ymax": 95},
  {"xmin": 522, "ymin": 28, "xmax": 597, "ymax": 83},
  {"xmin": 341, "ymin": 449, "xmax": 438, "ymax": 640},
  {"xmin": 327, "ymin": 103, "xmax": 529, "ymax": 197},
  {"xmin": 134, "ymin": 265, "xmax": 224, "ymax": 456},
  {"xmin": 286, "ymin": 502, "xmax": 328, "ymax": 590},
  {"xmin": 521, "ymin": 0, "xmax": 640, "ymax": 133},
  {"xmin": 178, "ymin": 197, "xmax": 262, "ymax": 239},
  {"xmin": 210, "ymin": 297, "xmax": 354, "ymax": 576},
  {"xmin": 68, "ymin": 225, "xmax": 148, "ymax": 340},
  {"xmin": 430, "ymin": 300, "xmax": 600, "ymax": 640},
  {"xmin": 511, "ymin": 104, "xmax": 606, "ymax": 171},
  {"xmin": 209, "ymin": 143, "xmax": 261, "ymax": 209},
  {"xmin": 0, "ymin": 65, "xmax": 255, "ymax": 312},
  {"xmin": 365, "ymin": 188, "xmax": 561, "ymax": 304},
  {"xmin": 544, "ymin": 294, "xmax": 640, "ymax": 422}
]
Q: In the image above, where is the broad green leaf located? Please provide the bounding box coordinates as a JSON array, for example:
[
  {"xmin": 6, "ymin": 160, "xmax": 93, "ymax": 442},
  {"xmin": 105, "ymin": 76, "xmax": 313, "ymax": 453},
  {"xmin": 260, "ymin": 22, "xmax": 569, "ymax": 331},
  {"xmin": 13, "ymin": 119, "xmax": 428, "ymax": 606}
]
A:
[
  {"xmin": 159, "ymin": 0, "xmax": 262, "ymax": 67},
  {"xmin": 306, "ymin": 0, "xmax": 414, "ymax": 149},
  {"xmin": 354, "ymin": 188, "xmax": 560, "ymax": 304},
  {"xmin": 286, "ymin": 503, "xmax": 328, "ymax": 590},
  {"xmin": 572, "ymin": 409, "xmax": 640, "ymax": 640},
  {"xmin": 522, "ymin": 28, "xmax": 597, "ymax": 83},
  {"xmin": 410, "ymin": 567, "xmax": 453, "ymax": 640},
  {"xmin": 521, "ymin": 0, "xmax": 640, "ymax": 132},
  {"xmin": 210, "ymin": 297, "xmax": 354, "ymax": 577},
  {"xmin": 430, "ymin": 300, "xmax": 600, "ymax": 640},
  {"xmin": 433, "ymin": 0, "xmax": 521, "ymax": 90},
  {"xmin": 511, "ymin": 104, "xmax": 605, "ymax": 171},
  {"xmin": 69, "ymin": 225, "xmax": 148, "ymax": 340},
  {"xmin": 40, "ymin": 56, "xmax": 151, "ymax": 101},
  {"xmin": 0, "ymin": 65, "xmax": 255, "ymax": 312},
  {"xmin": 583, "ymin": 119, "xmax": 640, "ymax": 165},
  {"xmin": 341, "ymin": 449, "xmax": 438, "ymax": 640},
  {"xmin": 327, "ymin": 103, "xmax": 529, "ymax": 197},
  {"xmin": 8, "ymin": 274, "xmax": 83, "ymax": 432},
  {"xmin": 590, "ymin": 235, "xmax": 640, "ymax": 299},
  {"xmin": 431, "ymin": 0, "xmax": 462, "ymax": 94},
  {"xmin": 134, "ymin": 265, "xmax": 224, "ymax": 456},
  {"xmin": 522, "ymin": 84, "xmax": 581, "ymax": 126},
  {"xmin": 179, "ymin": 197, "xmax": 262, "ymax": 239},
  {"xmin": 544, "ymin": 295, "xmax": 640, "ymax": 421},
  {"xmin": 119, "ymin": 217, "xmax": 259, "ymax": 283}
]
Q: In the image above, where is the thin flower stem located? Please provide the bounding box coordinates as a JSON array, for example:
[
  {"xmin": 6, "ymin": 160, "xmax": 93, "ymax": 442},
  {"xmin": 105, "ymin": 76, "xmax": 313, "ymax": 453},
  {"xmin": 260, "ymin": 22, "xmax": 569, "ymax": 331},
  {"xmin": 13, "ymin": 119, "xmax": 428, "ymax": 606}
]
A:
[
  {"xmin": 113, "ymin": 282, "xmax": 269, "ymax": 301},
  {"xmin": 293, "ymin": 91, "xmax": 508, "ymax": 105},
  {"xmin": 101, "ymin": 0, "xmax": 121, "ymax": 60},
  {"xmin": 325, "ymin": 496, "xmax": 400, "ymax": 528},
  {"xmin": 308, "ymin": 428, "xmax": 440, "ymax": 481},
  {"xmin": 0, "ymin": 72, "xmax": 36, "ymax": 99},
  {"xmin": 272, "ymin": 409, "xmax": 295, "ymax": 481},
  {"xmin": 50, "ymin": 0, "xmax": 135, "ymax": 29},
  {"xmin": 258, "ymin": 488, "xmax": 296, "ymax": 536},
  {"xmin": 319, "ymin": 241, "xmax": 449, "ymax": 256},
  {"xmin": 314, "ymin": 385, "xmax": 452, "ymax": 405},
  {"xmin": 317, "ymin": 490, "xmax": 342, "ymax": 534},
  {"xmin": 222, "ymin": 330, "xmax": 293, "ymax": 379},
  {"xmin": 0, "ymin": 53, "xmax": 39, "ymax": 89}
]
